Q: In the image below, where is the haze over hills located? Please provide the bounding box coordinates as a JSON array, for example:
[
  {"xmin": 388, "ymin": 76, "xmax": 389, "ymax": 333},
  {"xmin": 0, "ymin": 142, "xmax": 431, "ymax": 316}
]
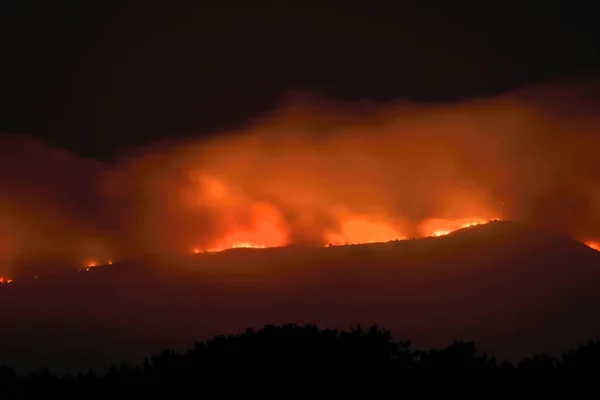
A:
[
  {"xmin": 3, "ymin": 78, "xmax": 600, "ymax": 282},
  {"xmin": 1, "ymin": 220, "xmax": 599, "ymax": 375}
]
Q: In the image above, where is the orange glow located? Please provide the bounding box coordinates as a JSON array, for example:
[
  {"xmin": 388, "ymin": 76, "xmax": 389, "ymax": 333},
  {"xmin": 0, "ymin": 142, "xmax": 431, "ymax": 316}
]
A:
[
  {"xmin": 201, "ymin": 242, "xmax": 268, "ymax": 252},
  {"xmin": 79, "ymin": 259, "xmax": 114, "ymax": 269},
  {"xmin": 1, "ymin": 79, "xmax": 600, "ymax": 278},
  {"xmin": 205, "ymin": 240, "xmax": 274, "ymax": 253},
  {"xmin": 200, "ymin": 202, "xmax": 288, "ymax": 252},
  {"xmin": 584, "ymin": 241, "xmax": 600, "ymax": 251},
  {"xmin": 419, "ymin": 218, "xmax": 492, "ymax": 238},
  {"xmin": 0, "ymin": 276, "xmax": 12, "ymax": 284},
  {"xmin": 325, "ymin": 215, "xmax": 405, "ymax": 245},
  {"xmin": 231, "ymin": 243, "xmax": 266, "ymax": 249}
]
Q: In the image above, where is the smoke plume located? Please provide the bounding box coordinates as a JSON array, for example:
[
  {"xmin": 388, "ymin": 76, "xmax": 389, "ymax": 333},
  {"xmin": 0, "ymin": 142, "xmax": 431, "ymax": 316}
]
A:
[{"xmin": 1, "ymin": 77, "xmax": 600, "ymax": 277}]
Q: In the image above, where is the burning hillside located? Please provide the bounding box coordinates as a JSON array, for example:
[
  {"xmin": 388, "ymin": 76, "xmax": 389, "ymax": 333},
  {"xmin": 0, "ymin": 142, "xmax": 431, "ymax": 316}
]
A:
[
  {"xmin": 2, "ymin": 220, "xmax": 600, "ymax": 374},
  {"xmin": 1, "ymin": 78, "xmax": 600, "ymax": 279},
  {"xmin": 2, "ymin": 219, "xmax": 599, "ymax": 285}
]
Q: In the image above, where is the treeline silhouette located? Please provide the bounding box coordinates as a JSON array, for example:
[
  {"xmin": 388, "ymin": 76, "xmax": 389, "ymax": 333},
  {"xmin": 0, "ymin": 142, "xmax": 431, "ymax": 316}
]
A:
[{"xmin": 1, "ymin": 324, "xmax": 598, "ymax": 394}]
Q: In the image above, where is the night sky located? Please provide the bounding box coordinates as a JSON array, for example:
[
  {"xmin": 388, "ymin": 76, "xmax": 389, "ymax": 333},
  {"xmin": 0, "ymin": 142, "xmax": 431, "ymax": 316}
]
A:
[{"xmin": 3, "ymin": 1, "xmax": 599, "ymax": 160}]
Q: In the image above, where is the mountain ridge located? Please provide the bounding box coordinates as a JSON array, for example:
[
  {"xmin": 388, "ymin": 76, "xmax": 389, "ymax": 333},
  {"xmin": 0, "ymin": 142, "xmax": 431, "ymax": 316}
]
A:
[{"xmin": 1, "ymin": 220, "xmax": 599, "ymax": 374}]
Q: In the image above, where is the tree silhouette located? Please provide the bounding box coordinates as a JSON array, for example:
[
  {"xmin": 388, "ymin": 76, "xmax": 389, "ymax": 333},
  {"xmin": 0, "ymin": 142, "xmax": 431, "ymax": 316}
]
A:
[{"xmin": 2, "ymin": 323, "xmax": 600, "ymax": 393}]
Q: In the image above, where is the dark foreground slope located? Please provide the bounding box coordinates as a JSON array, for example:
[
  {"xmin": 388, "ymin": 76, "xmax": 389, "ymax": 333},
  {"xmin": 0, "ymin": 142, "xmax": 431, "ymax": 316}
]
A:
[{"xmin": 1, "ymin": 221, "xmax": 599, "ymax": 374}]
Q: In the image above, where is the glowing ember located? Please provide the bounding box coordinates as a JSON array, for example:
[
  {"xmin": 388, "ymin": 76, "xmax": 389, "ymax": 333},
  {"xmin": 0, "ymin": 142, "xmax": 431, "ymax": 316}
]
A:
[
  {"xmin": 79, "ymin": 259, "xmax": 114, "ymax": 269},
  {"xmin": 0, "ymin": 276, "xmax": 12, "ymax": 284},
  {"xmin": 584, "ymin": 241, "xmax": 600, "ymax": 251}
]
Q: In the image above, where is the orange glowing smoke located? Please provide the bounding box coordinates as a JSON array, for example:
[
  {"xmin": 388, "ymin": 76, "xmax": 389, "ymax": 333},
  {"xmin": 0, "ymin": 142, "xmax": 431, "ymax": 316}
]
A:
[
  {"xmin": 0, "ymin": 276, "xmax": 12, "ymax": 284},
  {"xmin": 191, "ymin": 202, "xmax": 288, "ymax": 252},
  {"xmin": 2, "ymin": 78, "xmax": 600, "ymax": 278},
  {"xmin": 324, "ymin": 214, "xmax": 406, "ymax": 245}
]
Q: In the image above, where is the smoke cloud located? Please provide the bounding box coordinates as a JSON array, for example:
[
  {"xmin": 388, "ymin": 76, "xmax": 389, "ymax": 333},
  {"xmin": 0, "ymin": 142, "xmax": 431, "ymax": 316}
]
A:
[{"xmin": 2, "ymin": 77, "xmax": 600, "ymax": 277}]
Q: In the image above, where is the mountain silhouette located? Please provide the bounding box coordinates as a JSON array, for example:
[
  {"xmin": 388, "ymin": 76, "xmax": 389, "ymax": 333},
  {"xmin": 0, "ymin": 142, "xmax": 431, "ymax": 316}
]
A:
[{"xmin": 1, "ymin": 220, "xmax": 599, "ymax": 375}]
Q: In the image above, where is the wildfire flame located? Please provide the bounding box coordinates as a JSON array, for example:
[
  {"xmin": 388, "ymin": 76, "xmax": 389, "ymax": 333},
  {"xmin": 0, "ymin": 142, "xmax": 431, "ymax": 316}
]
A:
[
  {"xmin": 76, "ymin": 259, "xmax": 114, "ymax": 273},
  {"xmin": 2, "ymin": 79, "xmax": 600, "ymax": 281},
  {"xmin": 7, "ymin": 217, "xmax": 600, "ymax": 285},
  {"xmin": 191, "ymin": 217, "xmax": 493, "ymax": 253},
  {"xmin": 324, "ymin": 217, "xmax": 406, "ymax": 246},
  {"xmin": 432, "ymin": 230, "xmax": 451, "ymax": 237},
  {"xmin": 419, "ymin": 217, "xmax": 492, "ymax": 238}
]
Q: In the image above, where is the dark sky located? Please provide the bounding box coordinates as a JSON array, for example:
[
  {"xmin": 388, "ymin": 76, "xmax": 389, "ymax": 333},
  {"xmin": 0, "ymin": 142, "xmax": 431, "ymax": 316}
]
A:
[{"xmin": 2, "ymin": 1, "xmax": 599, "ymax": 160}]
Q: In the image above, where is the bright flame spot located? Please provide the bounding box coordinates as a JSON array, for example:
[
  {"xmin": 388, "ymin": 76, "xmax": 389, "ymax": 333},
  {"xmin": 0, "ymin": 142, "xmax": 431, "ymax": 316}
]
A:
[
  {"xmin": 0, "ymin": 276, "xmax": 11, "ymax": 284},
  {"xmin": 192, "ymin": 248, "xmax": 201, "ymax": 254},
  {"xmin": 584, "ymin": 241, "xmax": 600, "ymax": 251},
  {"xmin": 231, "ymin": 243, "xmax": 266, "ymax": 249},
  {"xmin": 419, "ymin": 217, "xmax": 492, "ymax": 238},
  {"xmin": 461, "ymin": 221, "xmax": 484, "ymax": 228},
  {"xmin": 205, "ymin": 241, "xmax": 270, "ymax": 252},
  {"xmin": 108, "ymin": 260, "xmax": 113, "ymax": 265}
]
